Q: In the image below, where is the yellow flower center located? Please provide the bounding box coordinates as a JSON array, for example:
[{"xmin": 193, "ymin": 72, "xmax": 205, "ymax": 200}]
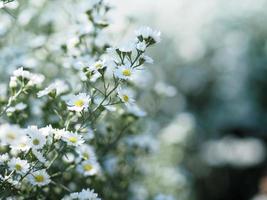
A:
[
  {"xmin": 94, "ymin": 62, "xmax": 103, "ymax": 69},
  {"xmin": 83, "ymin": 153, "xmax": 89, "ymax": 160},
  {"xmin": 7, "ymin": 132, "xmax": 16, "ymax": 140},
  {"xmin": 15, "ymin": 164, "xmax": 22, "ymax": 171},
  {"xmin": 68, "ymin": 136, "xmax": 78, "ymax": 144},
  {"xmin": 122, "ymin": 95, "xmax": 129, "ymax": 102},
  {"xmin": 74, "ymin": 99, "xmax": 85, "ymax": 107},
  {"xmin": 83, "ymin": 164, "xmax": 93, "ymax": 171},
  {"xmin": 35, "ymin": 175, "xmax": 44, "ymax": 183},
  {"xmin": 33, "ymin": 139, "xmax": 40, "ymax": 145},
  {"xmin": 122, "ymin": 69, "xmax": 131, "ymax": 76},
  {"xmin": 20, "ymin": 143, "xmax": 26, "ymax": 148}
]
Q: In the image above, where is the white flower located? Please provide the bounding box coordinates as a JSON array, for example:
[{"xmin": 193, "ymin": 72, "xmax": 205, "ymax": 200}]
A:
[
  {"xmin": 117, "ymin": 87, "xmax": 135, "ymax": 105},
  {"xmin": 76, "ymin": 144, "xmax": 96, "ymax": 162},
  {"xmin": 67, "ymin": 93, "xmax": 90, "ymax": 112},
  {"xmin": 135, "ymin": 26, "xmax": 161, "ymax": 44},
  {"xmin": 114, "ymin": 65, "xmax": 136, "ymax": 80},
  {"xmin": 69, "ymin": 188, "xmax": 101, "ymax": 200},
  {"xmin": 12, "ymin": 135, "xmax": 31, "ymax": 152},
  {"xmin": 90, "ymin": 60, "xmax": 105, "ymax": 71},
  {"xmin": 28, "ymin": 73, "xmax": 45, "ymax": 86},
  {"xmin": 53, "ymin": 128, "xmax": 67, "ymax": 140},
  {"xmin": 0, "ymin": 153, "xmax": 9, "ymax": 164},
  {"xmin": 39, "ymin": 125, "xmax": 54, "ymax": 137},
  {"xmin": 82, "ymin": 69, "xmax": 101, "ymax": 83},
  {"xmin": 77, "ymin": 160, "xmax": 100, "ymax": 176},
  {"xmin": 27, "ymin": 126, "xmax": 46, "ymax": 150},
  {"xmin": 62, "ymin": 132, "xmax": 84, "ymax": 147},
  {"xmin": 12, "ymin": 67, "xmax": 45, "ymax": 86},
  {"xmin": 136, "ymin": 41, "xmax": 146, "ymax": 51},
  {"xmin": 13, "ymin": 67, "xmax": 31, "ymax": 78},
  {"xmin": 8, "ymin": 157, "xmax": 30, "ymax": 175},
  {"xmin": 27, "ymin": 169, "xmax": 51, "ymax": 186},
  {"xmin": 0, "ymin": 124, "xmax": 23, "ymax": 146},
  {"xmin": 37, "ymin": 79, "xmax": 69, "ymax": 97}
]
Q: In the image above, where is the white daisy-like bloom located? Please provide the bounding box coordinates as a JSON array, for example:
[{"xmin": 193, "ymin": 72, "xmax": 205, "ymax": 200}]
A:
[
  {"xmin": 0, "ymin": 124, "xmax": 23, "ymax": 146},
  {"xmin": 12, "ymin": 135, "xmax": 30, "ymax": 152},
  {"xmin": 136, "ymin": 41, "xmax": 146, "ymax": 52},
  {"xmin": 90, "ymin": 60, "xmax": 105, "ymax": 71},
  {"xmin": 13, "ymin": 67, "xmax": 31, "ymax": 78},
  {"xmin": 62, "ymin": 132, "xmax": 84, "ymax": 147},
  {"xmin": 37, "ymin": 79, "xmax": 69, "ymax": 97},
  {"xmin": 75, "ymin": 144, "xmax": 96, "ymax": 162},
  {"xmin": 77, "ymin": 160, "xmax": 100, "ymax": 176},
  {"xmin": 8, "ymin": 157, "xmax": 30, "ymax": 175},
  {"xmin": 117, "ymin": 87, "xmax": 135, "ymax": 106},
  {"xmin": 135, "ymin": 26, "xmax": 161, "ymax": 44},
  {"xmin": 67, "ymin": 188, "xmax": 101, "ymax": 200},
  {"xmin": 27, "ymin": 169, "xmax": 51, "ymax": 187},
  {"xmin": 114, "ymin": 65, "xmax": 136, "ymax": 80},
  {"xmin": 81, "ymin": 69, "xmax": 101, "ymax": 83},
  {"xmin": 67, "ymin": 93, "xmax": 91, "ymax": 112},
  {"xmin": 27, "ymin": 73, "xmax": 45, "ymax": 87},
  {"xmin": 27, "ymin": 126, "xmax": 46, "ymax": 150},
  {"xmin": 54, "ymin": 128, "xmax": 67, "ymax": 140},
  {"xmin": 0, "ymin": 153, "xmax": 9, "ymax": 164},
  {"xmin": 39, "ymin": 125, "xmax": 54, "ymax": 137}
]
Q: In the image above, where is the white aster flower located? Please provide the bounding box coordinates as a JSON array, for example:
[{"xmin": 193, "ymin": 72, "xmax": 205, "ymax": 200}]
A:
[
  {"xmin": 37, "ymin": 79, "xmax": 69, "ymax": 97},
  {"xmin": 8, "ymin": 157, "xmax": 30, "ymax": 175},
  {"xmin": 76, "ymin": 144, "xmax": 96, "ymax": 162},
  {"xmin": 13, "ymin": 67, "xmax": 31, "ymax": 78},
  {"xmin": 135, "ymin": 26, "xmax": 161, "ymax": 44},
  {"xmin": 117, "ymin": 87, "xmax": 135, "ymax": 105},
  {"xmin": 27, "ymin": 169, "xmax": 50, "ymax": 186},
  {"xmin": 114, "ymin": 65, "xmax": 136, "ymax": 80},
  {"xmin": 90, "ymin": 60, "xmax": 105, "ymax": 71},
  {"xmin": 39, "ymin": 125, "xmax": 54, "ymax": 137},
  {"xmin": 69, "ymin": 188, "xmax": 101, "ymax": 200},
  {"xmin": 62, "ymin": 132, "xmax": 84, "ymax": 147},
  {"xmin": 12, "ymin": 67, "xmax": 45, "ymax": 86},
  {"xmin": 77, "ymin": 160, "xmax": 100, "ymax": 176},
  {"xmin": 0, "ymin": 153, "xmax": 9, "ymax": 164},
  {"xmin": 0, "ymin": 124, "xmax": 23, "ymax": 146},
  {"xmin": 12, "ymin": 135, "xmax": 30, "ymax": 152},
  {"xmin": 27, "ymin": 126, "xmax": 46, "ymax": 150},
  {"xmin": 67, "ymin": 93, "xmax": 91, "ymax": 112}
]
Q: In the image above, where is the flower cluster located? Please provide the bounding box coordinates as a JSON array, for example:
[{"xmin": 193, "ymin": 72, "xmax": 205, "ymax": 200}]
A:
[{"xmin": 0, "ymin": 0, "xmax": 161, "ymax": 199}]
